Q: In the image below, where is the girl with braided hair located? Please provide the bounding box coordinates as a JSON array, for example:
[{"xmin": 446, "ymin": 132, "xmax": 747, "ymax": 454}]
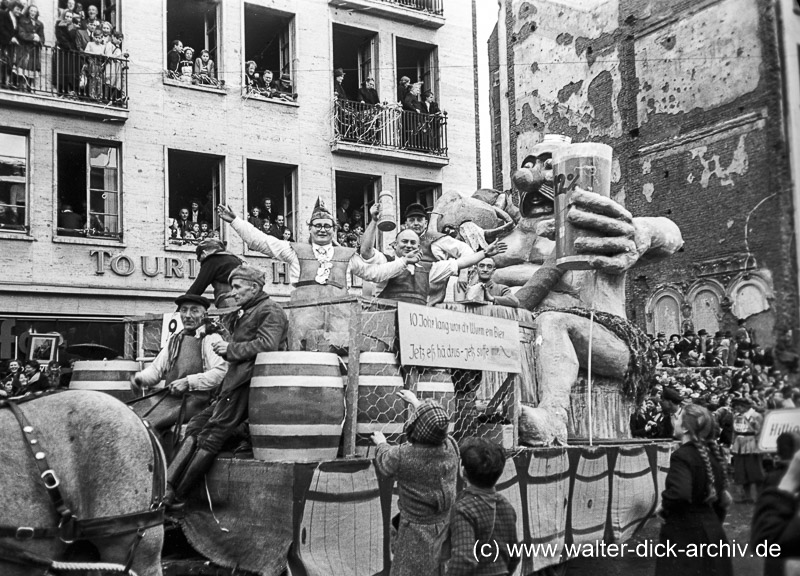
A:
[{"xmin": 655, "ymin": 404, "xmax": 733, "ymax": 576}]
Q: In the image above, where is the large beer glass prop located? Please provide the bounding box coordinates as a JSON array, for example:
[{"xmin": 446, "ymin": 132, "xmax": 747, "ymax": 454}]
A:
[{"xmin": 553, "ymin": 143, "xmax": 613, "ymax": 270}]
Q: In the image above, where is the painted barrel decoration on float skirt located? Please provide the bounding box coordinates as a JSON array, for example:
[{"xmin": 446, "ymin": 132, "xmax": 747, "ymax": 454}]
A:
[
  {"xmin": 569, "ymin": 447, "xmax": 611, "ymax": 543},
  {"xmin": 610, "ymin": 446, "xmax": 657, "ymax": 542},
  {"xmin": 414, "ymin": 367, "xmax": 456, "ymax": 434},
  {"xmin": 250, "ymin": 351, "xmax": 345, "ymax": 462},
  {"xmin": 522, "ymin": 448, "xmax": 571, "ymax": 573},
  {"xmin": 69, "ymin": 360, "xmax": 139, "ymax": 402},
  {"xmin": 357, "ymin": 352, "xmax": 407, "ymax": 450}
]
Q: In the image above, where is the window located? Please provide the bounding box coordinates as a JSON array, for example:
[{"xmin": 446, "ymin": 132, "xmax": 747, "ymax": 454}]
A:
[
  {"xmin": 652, "ymin": 294, "xmax": 681, "ymax": 339},
  {"xmin": 57, "ymin": 137, "xmax": 121, "ymax": 239},
  {"xmin": 335, "ymin": 172, "xmax": 378, "ymax": 244},
  {"xmin": 167, "ymin": 150, "xmax": 223, "ymax": 245},
  {"xmin": 0, "ymin": 131, "xmax": 28, "ymax": 233},
  {"xmin": 244, "ymin": 4, "xmax": 295, "ymax": 94},
  {"xmin": 246, "ymin": 160, "xmax": 296, "ymax": 242},
  {"xmin": 68, "ymin": 0, "xmax": 120, "ymax": 29},
  {"xmin": 396, "ymin": 37, "xmax": 438, "ymax": 101},
  {"xmin": 332, "ymin": 24, "xmax": 378, "ymax": 100},
  {"xmin": 399, "ymin": 179, "xmax": 440, "ymax": 219},
  {"xmin": 166, "ymin": 0, "xmax": 220, "ymax": 81}
]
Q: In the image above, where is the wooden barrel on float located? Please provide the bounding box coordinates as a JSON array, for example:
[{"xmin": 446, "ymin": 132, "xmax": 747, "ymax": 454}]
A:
[
  {"xmin": 250, "ymin": 352, "xmax": 345, "ymax": 462},
  {"xmin": 69, "ymin": 360, "xmax": 139, "ymax": 402},
  {"xmin": 356, "ymin": 352, "xmax": 407, "ymax": 454}
]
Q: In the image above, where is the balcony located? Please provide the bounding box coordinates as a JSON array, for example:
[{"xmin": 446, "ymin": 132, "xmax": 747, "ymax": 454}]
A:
[
  {"xmin": 328, "ymin": 0, "xmax": 444, "ymax": 28},
  {"xmin": 332, "ymin": 100, "xmax": 449, "ymax": 167},
  {"xmin": 0, "ymin": 45, "xmax": 129, "ymax": 122}
]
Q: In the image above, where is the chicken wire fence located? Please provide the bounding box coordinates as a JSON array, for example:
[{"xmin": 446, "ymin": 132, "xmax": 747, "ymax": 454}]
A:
[{"xmin": 123, "ymin": 297, "xmax": 518, "ymax": 458}]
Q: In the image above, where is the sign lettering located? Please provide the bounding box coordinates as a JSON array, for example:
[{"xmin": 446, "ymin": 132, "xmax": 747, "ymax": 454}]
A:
[
  {"xmin": 397, "ymin": 302, "xmax": 522, "ymax": 372},
  {"xmin": 758, "ymin": 408, "xmax": 800, "ymax": 452}
]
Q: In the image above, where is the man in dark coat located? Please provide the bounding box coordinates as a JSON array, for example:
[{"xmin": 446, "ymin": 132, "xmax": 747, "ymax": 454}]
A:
[
  {"xmin": 187, "ymin": 238, "xmax": 242, "ymax": 309},
  {"xmin": 333, "ymin": 67, "xmax": 348, "ymax": 101},
  {"xmin": 164, "ymin": 265, "xmax": 288, "ymax": 509},
  {"xmin": 655, "ymin": 386, "xmax": 682, "ymax": 439}
]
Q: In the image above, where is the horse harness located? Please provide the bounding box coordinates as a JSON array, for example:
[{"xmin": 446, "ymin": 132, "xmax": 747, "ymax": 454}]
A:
[{"xmin": 0, "ymin": 391, "xmax": 166, "ymax": 572}]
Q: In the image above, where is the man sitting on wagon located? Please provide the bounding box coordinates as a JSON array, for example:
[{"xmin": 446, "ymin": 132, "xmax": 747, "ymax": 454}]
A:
[
  {"xmin": 131, "ymin": 294, "xmax": 228, "ymax": 454},
  {"xmin": 164, "ymin": 265, "xmax": 288, "ymax": 510}
]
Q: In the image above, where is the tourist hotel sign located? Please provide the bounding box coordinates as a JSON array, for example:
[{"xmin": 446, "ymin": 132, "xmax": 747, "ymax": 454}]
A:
[
  {"xmin": 758, "ymin": 408, "xmax": 800, "ymax": 452},
  {"xmin": 397, "ymin": 302, "xmax": 522, "ymax": 372}
]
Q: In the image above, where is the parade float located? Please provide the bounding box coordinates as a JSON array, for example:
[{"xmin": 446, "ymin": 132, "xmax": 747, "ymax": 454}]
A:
[{"xmin": 66, "ymin": 139, "xmax": 683, "ymax": 575}]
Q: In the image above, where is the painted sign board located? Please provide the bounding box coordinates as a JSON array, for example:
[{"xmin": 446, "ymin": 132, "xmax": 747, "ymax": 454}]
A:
[
  {"xmin": 397, "ymin": 302, "xmax": 521, "ymax": 372},
  {"xmin": 758, "ymin": 408, "xmax": 800, "ymax": 452}
]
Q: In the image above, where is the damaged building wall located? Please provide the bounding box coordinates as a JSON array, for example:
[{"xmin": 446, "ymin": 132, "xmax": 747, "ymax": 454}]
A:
[{"xmin": 500, "ymin": 0, "xmax": 798, "ymax": 350}]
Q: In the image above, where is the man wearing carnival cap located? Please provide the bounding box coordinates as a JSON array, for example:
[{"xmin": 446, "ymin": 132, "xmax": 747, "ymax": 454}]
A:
[
  {"xmin": 131, "ymin": 294, "xmax": 228, "ymax": 452},
  {"xmin": 164, "ymin": 265, "xmax": 288, "ymax": 509},
  {"xmin": 218, "ymin": 198, "xmax": 413, "ymax": 350}
]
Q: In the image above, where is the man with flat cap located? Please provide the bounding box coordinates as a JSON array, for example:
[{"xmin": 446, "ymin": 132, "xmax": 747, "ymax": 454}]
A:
[
  {"xmin": 655, "ymin": 386, "xmax": 683, "ymax": 439},
  {"xmin": 164, "ymin": 265, "xmax": 288, "ymax": 509},
  {"xmin": 186, "ymin": 238, "xmax": 242, "ymax": 309},
  {"xmin": 131, "ymin": 293, "xmax": 228, "ymax": 454}
]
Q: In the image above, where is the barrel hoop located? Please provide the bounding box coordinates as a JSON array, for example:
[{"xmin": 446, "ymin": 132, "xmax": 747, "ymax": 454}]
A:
[
  {"xmin": 416, "ymin": 383, "xmax": 455, "ymax": 393},
  {"xmin": 356, "ymin": 423, "xmax": 405, "ymax": 434},
  {"xmin": 359, "ymin": 363, "xmax": 401, "ymax": 377},
  {"xmin": 250, "ymin": 424, "xmax": 343, "ymax": 436},
  {"xmin": 250, "ymin": 376, "xmax": 344, "ymax": 388},
  {"xmin": 71, "ymin": 382, "xmax": 132, "ymax": 390},
  {"xmin": 255, "ymin": 352, "xmax": 340, "ymax": 366},
  {"xmin": 574, "ymin": 470, "xmax": 610, "ymax": 482},
  {"xmin": 252, "ymin": 447, "xmax": 338, "ymax": 462},
  {"xmin": 253, "ymin": 365, "xmax": 341, "ymax": 378},
  {"xmin": 527, "ymin": 531, "xmax": 566, "ymax": 545},
  {"xmin": 358, "ymin": 376, "xmax": 403, "ymax": 388},
  {"xmin": 304, "ymin": 488, "xmax": 381, "ymax": 504},
  {"xmin": 614, "ymin": 468, "xmax": 651, "ymax": 480},
  {"xmin": 526, "ymin": 469, "xmax": 571, "ymax": 485},
  {"xmin": 70, "ymin": 372, "xmax": 136, "ymax": 382},
  {"xmin": 570, "ymin": 523, "xmax": 606, "ymax": 536},
  {"xmin": 252, "ymin": 435, "xmax": 340, "ymax": 451}
]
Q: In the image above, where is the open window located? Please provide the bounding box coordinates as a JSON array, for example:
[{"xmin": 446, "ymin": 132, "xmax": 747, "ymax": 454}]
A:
[
  {"xmin": 246, "ymin": 160, "xmax": 296, "ymax": 242},
  {"xmin": 243, "ymin": 4, "xmax": 295, "ymax": 95},
  {"xmin": 0, "ymin": 131, "xmax": 28, "ymax": 233},
  {"xmin": 167, "ymin": 150, "xmax": 223, "ymax": 245},
  {"xmin": 166, "ymin": 0, "xmax": 220, "ymax": 81},
  {"xmin": 399, "ymin": 179, "xmax": 440, "ymax": 219},
  {"xmin": 335, "ymin": 172, "xmax": 378, "ymax": 247},
  {"xmin": 57, "ymin": 136, "xmax": 121, "ymax": 239},
  {"xmin": 396, "ymin": 37, "xmax": 437, "ymax": 100},
  {"xmin": 73, "ymin": 0, "xmax": 121, "ymax": 29},
  {"xmin": 332, "ymin": 24, "xmax": 378, "ymax": 101}
]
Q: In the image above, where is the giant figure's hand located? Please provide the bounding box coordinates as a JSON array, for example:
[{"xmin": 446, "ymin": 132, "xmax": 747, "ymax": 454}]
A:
[{"xmin": 566, "ymin": 189, "xmax": 640, "ymax": 274}]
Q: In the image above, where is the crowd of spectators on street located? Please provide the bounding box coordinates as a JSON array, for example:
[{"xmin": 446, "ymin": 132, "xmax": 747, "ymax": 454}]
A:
[
  {"xmin": 0, "ymin": 0, "xmax": 128, "ymax": 103},
  {"xmin": 0, "ymin": 358, "xmax": 65, "ymax": 397}
]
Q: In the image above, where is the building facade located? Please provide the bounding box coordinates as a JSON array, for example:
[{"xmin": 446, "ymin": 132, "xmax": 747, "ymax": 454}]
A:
[
  {"xmin": 492, "ymin": 0, "xmax": 799, "ymax": 350},
  {"xmin": 0, "ymin": 0, "xmax": 479, "ymax": 361}
]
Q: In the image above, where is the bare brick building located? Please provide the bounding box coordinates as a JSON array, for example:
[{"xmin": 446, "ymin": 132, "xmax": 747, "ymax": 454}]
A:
[{"xmin": 492, "ymin": 0, "xmax": 800, "ymax": 349}]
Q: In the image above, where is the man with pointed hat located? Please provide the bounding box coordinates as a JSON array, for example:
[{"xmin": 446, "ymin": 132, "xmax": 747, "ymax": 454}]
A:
[
  {"xmin": 131, "ymin": 293, "xmax": 228, "ymax": 455},
  {"xmin": 186, "ymin": 238, "xmax": 242, "ymax": 309},
  {"xmin": 164, "ymin": 265, "xmax": 288, "ymax": 509},
  {"xmin": 218, "ymin": 199, "xmax": 412, "ymax": 350}
]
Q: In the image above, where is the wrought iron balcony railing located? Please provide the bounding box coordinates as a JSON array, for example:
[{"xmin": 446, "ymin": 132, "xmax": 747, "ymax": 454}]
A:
[
  {"xmin": 334, "ymin": 100, "xmax": 448, "ymax": 156},
  {"xmin": 0, "ymin": 44, "xmax": 128, "ymax": 108},
  {"xmin": 377, "ymin": 0, "xmax": 443, "ymax": 15}
]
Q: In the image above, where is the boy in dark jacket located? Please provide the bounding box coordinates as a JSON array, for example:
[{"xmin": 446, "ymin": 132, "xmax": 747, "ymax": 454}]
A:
[{"xmin": 446, "ymin": 437, "xmax": 519, "ymax": 576}]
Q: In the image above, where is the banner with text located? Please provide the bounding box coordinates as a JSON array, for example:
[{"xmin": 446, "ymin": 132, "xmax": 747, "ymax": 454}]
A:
[
  {"xmin": 397, "ymin": 302, "xmax": 522, "ymax": 372},
  {"xmin": 758, "ymin": 408, "xmax": 800, "ymax": 452}
]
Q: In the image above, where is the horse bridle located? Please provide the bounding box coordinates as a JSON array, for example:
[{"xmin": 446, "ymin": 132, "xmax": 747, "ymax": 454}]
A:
[{"xmin": 0, "ymin": 391, "xmax": 166, "ymax": 570}]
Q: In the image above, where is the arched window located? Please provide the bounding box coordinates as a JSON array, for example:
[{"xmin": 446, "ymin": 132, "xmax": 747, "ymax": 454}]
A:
[
  {"xmin": 732, "ymin": 282, "xmax": 769, "ymax": 319},
  {"xmin": 653, "ymin": 294, "xmax": 681, "ymax": 338},
  {"xmin": 691, "ymin": 287, "xmax": 721, "ymax": 335}
]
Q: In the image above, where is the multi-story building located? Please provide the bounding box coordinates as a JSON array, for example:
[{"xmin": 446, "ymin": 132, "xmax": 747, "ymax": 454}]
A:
[
  {"xmin": 491, "ymin": 0, "xmax": 799, "ymax": 350},
  {"xmin": 0, "ymin": 0, "xmax": 479, "ymax": 360}
]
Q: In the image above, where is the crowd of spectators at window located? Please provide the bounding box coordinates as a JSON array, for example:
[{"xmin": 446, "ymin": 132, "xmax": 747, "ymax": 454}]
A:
[
  {"xmin": 243, "ymin": 59, "xmax": 296, "ymax": 101},
  {"xmin": 169, "ymin": 202, "xmax": 219, "ymax": 245},
  {"xmin": 166, "ymin": 39, "xmax": 220, "ymax": 88},
  {"xmin": 245, "ymin": 199, "xmax": 293, "ymax": 242}
]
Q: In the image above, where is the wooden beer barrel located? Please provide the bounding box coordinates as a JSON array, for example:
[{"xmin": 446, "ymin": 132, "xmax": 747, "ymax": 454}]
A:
[
  {"xmin": 610, "ymin": 446, "xmax": 657, "ymax": 542},
  {"xmin": 250, "ymin": 352, "xmax": 345, "ymax": 462},
  {"xmin": 69, "ymin": 360, "xmax": 139, "ymax": 402},
  {"xmin": 357, "ymin": 352, "xmax": 406, "ymax": 451}
]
